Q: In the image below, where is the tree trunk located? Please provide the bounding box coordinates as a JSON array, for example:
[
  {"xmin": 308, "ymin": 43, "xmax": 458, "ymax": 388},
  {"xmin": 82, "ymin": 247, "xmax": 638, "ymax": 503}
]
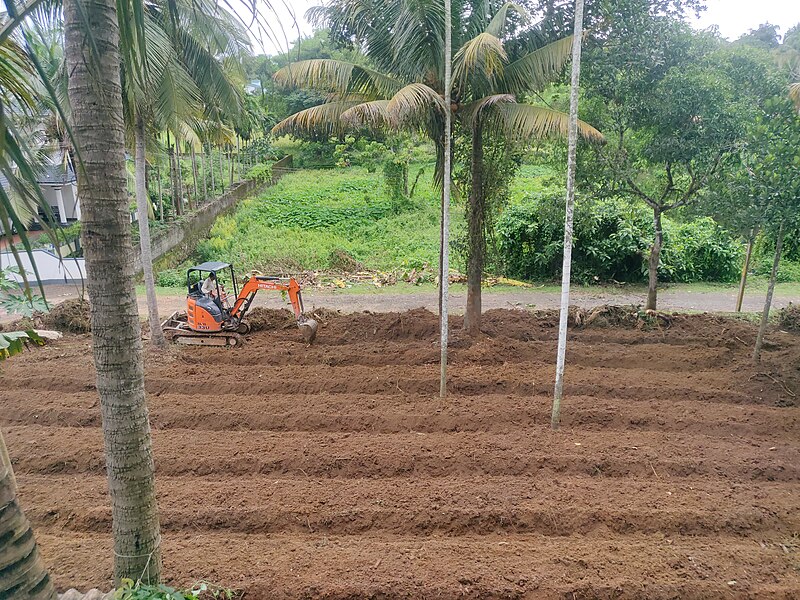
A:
[
  {"xmin": 646, "ymin": 208, "xmax": 663, "ymax": 311},
  {"xmin": 167, "ymin": 136, "xmax": 178, "ymax": 218},
  {"xmin": 228, "ymin": 146, "xmax": 234, "ymax": 187},
  {"xmin": 64, "ymin": 0, "xmax": 162, "ymax": 584},
  {"xmin": 439, "ymin": 0, "xmax": 452, "ymax": 400},
  {"xmin": 209, "ymin": 145, "xmax": 216, "ymax": 196},
  {"xmin": 754, "ymin": 222, "xmax": 784, "ymax": 363},
  {"xmin": 135, "ymin": 116, "xmax": 166, "ymax": 349},
  {"xmin": 0, "ymin": 429, "xmax": 57, "ymax": 600},
  {"xmin": 551, "ymin": 0, "xmax": 585, "ymax": 430},
  {"xmin": 174, "ymin": 138, "xmax": 183, "ymax": 215},
  {"xmin": 236, "ymin": 137, "xmax": 241, "ymax": 180},
  {"xmin": 191, "ymin": 146, "xmax": 199, "ymax": 209},
  {"xmin": 156, "ymin": 164, "xmax": 163, "ymax": 221},
  {"xmin": 464, "ymin": 118, "xmax": 485, "ymax": 336},
  {"xmin": 200, "ymin": 149, "xmax": 207, "ymax": 202},
  {"xmin": 736, "ymin": 233, "xmax": 755, "ymax": 312},
  {"xmin": 219, "ymin": 147, "xmax": 225, "ymax": 194}
]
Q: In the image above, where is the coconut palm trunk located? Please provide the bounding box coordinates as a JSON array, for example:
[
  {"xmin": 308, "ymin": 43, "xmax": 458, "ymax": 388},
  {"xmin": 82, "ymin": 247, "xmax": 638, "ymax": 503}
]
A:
[
  {"xmin": 64, "ymin": 0, "xmax": 162, "ymax": 584},
  {"xmin": 135, "ymin": 115, "xmax": 167, "ymax": 348},
  {"xmin": 0, "ymin": 429, "xmax": 57, "ymax": 600},
  {"xmin": 209, "ymin": 145, "xmax": 216, "ymax": 195},
  {"xmin": 464, "ymin": 117, "xmax": 485, "ymax": 336},
  {"xmin": 200, "ymin": 149, "xmax": 208, "ymax": 202},
  {"xmin": 174, "ymin": 138, "xmax": 184, "ymax": 215}
]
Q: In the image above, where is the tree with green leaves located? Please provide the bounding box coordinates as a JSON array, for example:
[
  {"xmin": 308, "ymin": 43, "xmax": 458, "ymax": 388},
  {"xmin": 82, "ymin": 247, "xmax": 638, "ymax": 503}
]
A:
[
  {"xmin": 710, "ymin": 98, "xmax": 800, "ymax": 361},
  {"xmin": 579, "ymin": 12, "xmax": 755, "ymax": 310},
  {"xmin": 120, "ymin": 0, "xmax": 248, "ymax": 348},
  {"xmin": 63, "ymin": 0, "xmax": 163, "ymax": 581}
]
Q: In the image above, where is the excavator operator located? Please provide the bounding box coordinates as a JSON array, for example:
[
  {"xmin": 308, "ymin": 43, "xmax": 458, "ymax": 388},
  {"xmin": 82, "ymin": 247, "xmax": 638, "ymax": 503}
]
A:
[{"xmin": 201, "ymin": 272, "xmax": 217, "ymax": 297}]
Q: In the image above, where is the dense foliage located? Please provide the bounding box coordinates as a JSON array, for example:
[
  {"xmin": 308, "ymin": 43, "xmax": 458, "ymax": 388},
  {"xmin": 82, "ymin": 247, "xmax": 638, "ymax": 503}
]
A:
[{"xmin": 496, "ymin": 191, "xmax": 741, "ymax": 284}]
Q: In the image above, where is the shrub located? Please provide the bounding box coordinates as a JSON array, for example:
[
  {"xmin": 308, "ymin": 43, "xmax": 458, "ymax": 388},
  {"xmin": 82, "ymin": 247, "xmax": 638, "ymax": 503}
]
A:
[
  {"xmin": 246, "ymin": 162, "xmax": 272, "ymax": 183},
  {"xmin": 156, "ymin": 268, "xmax": 187, "ymax": 288},
  {"xmin": 496, "ymin": 193, "xmax": 741, "ymax": 283},
  {"xmin": 660, "ymin": 217, "xmax": 742, "ymax": 283},
  {"xmin": 497, "ymin": 193, "xmax": 651, "ymax": 283}
]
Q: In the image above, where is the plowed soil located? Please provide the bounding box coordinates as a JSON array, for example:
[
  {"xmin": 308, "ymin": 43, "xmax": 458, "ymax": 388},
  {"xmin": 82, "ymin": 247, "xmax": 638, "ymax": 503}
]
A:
[{"xmin": 3, "ymin": 308, "xmax": 800, "ymax": 599}]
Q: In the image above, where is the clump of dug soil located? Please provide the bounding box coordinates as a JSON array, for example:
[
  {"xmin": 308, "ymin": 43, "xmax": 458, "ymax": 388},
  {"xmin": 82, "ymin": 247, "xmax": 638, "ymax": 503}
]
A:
[
  {"xmin": 246, "ymin": 307, "xmax": 295, "ymax": 331},
  {"xmin": 779, "ymin": 303, "xmax": 800, "ymax": 333},
  {"xmin": 42, "ymin": 299, "xmax": 91, "ymax": 333}
]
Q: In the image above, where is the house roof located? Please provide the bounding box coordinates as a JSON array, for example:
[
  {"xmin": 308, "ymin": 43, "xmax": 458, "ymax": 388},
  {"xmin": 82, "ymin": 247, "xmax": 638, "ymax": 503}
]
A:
[{"xmin": 37, "ymin": 162, "xmax": 76, "ymax": 185}]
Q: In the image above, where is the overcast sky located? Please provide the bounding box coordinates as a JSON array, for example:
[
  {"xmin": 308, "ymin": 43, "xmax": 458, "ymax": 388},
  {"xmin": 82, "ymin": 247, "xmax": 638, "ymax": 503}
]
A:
[{"xmin": 246, "ymin": 0, "xmax": 800, "ymax": 56}]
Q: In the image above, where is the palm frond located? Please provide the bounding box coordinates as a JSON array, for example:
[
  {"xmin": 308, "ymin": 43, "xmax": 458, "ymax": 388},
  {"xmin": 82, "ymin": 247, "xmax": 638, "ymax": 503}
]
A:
[
  {"xmin": 0, "ymin": 38, "xmax": 35, "ymax": 107},
  {"xmin": 496, "ymin": 103, "xmax": 604, "ymax": 143},
  {"xmin": 271, "ymin": 101, "xmax": 360, "ymax": 138},
  {"xmin": 460, "ymin": 93, "xmax": 515, "ymax": 126},
  {"xmin": 484, "ymin": 2, "xmax": 527, "ymax": 37},
  {"xmin": 501, "ymin": 35, "xmax": 573, "ymax": 94},
  {"xmin": 274, "ymin": 59, "xmax": 401, "ymax": 100},
  {"xmin": 341, "ymin": 100, "xmax": 391, "ymax": 129},
  {"xmin": 791, "ymin": 82, "xmax": 800, "ymax": 109},
  {"xmin": 153, "ymin": 59, "xmax": 203, "ymax": 134},
  {"xmin": 386, "ymin": 83, "xmax": 446, "ymax": 126},
  {"xmin": 453, "ymin": 32, "xmax": 507, "ymax": 92}
]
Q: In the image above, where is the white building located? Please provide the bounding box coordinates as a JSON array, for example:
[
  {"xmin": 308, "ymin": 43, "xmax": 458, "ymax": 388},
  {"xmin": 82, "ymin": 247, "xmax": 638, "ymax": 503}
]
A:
[{"xmin": 36, "ymin": 155, "xmax": 81, "ymax": 224}]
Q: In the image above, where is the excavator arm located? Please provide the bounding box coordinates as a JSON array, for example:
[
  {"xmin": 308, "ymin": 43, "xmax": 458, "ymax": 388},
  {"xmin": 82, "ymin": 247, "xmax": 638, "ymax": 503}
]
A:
[{"xmin": 231, "ymin": 275, "xmax": 317, "ymax": 342}]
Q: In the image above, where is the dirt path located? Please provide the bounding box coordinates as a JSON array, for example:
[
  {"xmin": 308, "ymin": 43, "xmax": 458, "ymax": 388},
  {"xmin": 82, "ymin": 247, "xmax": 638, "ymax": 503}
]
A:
[
  {"xmin": 2, "ymin": 309, "xmax": 800, "ymax": 598},
  {"xmin": 2, "ymin": 282, "xmax": 797, "ymax": 325}
]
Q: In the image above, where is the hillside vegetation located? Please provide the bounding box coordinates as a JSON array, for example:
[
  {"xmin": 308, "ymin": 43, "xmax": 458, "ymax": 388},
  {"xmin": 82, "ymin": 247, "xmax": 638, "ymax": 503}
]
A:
[
  {"xmin": 195, "ymin": 165, "xmax": 445, "ymax": 274},
  {"xmin": 154, "ymin": 161, "xmax": 800, "ymax": 287}
]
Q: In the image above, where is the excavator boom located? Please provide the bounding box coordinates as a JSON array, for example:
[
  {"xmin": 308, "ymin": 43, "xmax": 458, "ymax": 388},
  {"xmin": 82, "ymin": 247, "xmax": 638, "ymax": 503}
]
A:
[{"xmin": 232, "ymin": 275, "xmax": 317, "ymax": 343}]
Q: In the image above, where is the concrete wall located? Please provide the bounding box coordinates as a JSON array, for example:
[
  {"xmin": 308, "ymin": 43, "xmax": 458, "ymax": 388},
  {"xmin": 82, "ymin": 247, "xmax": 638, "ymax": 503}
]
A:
[
  {"xmin": 0, "ymin": 248, "xmax": 86, "ymax": 284},
  {"xmin": 135, "ymin": 155, "xmax": 293, "ymax": 273}
]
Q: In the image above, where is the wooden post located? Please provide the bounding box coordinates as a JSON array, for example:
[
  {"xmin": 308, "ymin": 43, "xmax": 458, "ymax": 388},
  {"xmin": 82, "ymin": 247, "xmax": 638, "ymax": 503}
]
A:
[
  {"xmin": 736, "ymin": 234, "xmax": 754, "ymax": 312},
  {"xmin": 754, "ymin": 222, "xmax": 784, "ymax": 363},
  {"xmin": 551, "ymin": 0, "xmax": 585, "ymax": 430}
]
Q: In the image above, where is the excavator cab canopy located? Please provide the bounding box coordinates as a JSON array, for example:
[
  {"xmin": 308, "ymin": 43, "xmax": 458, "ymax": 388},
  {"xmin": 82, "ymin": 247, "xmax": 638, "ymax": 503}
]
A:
[{"xmin": 187, "ymin": 262, "xmax": 239, "ymax": 299}]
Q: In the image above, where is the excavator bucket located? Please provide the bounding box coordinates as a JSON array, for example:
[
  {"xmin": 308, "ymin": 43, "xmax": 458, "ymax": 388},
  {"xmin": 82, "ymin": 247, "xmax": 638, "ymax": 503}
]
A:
[{"xmin": 298, "ymin": 318, "xmax": 318, "ymax": 344}]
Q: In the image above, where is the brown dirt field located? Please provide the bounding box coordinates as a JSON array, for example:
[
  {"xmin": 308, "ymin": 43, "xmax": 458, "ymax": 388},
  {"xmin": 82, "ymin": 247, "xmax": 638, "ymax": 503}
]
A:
[{"xmin": 2, "ymin": 308, "xmax": 800, "ymax": 599}]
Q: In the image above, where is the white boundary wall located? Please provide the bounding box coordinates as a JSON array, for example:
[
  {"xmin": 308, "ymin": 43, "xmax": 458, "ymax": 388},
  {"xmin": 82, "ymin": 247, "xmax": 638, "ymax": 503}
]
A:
[{"xmin": 0, "ymin": 249, "xmax": 86, "ymax": 284}]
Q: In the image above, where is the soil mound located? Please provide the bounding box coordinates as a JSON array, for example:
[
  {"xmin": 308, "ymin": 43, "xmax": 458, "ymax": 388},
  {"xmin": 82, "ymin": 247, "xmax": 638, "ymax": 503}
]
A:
[
  {"xmin": 42, "ymin": 299, "xmax": 91, "ymax": 333},
  {"xmin": 246, "ymin": 308, "xmax": 295, "ymax": 331},
  {"xmin": 779, "ymin": 303, "xmax": 800, "ymax": 333},
  {"xmin": 323, "ymin": 307, "xmax": 440, "ymax": 343}
]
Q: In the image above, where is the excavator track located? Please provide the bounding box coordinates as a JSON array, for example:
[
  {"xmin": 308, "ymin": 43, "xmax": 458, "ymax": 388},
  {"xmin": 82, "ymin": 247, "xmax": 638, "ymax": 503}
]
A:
[
  {"xmin": 166, "ymin": 330, "xmax": 244, "ymax": 347},
  {"xmin": 162, "ymin": 312, "xmax": 245, "ymax": 347}
]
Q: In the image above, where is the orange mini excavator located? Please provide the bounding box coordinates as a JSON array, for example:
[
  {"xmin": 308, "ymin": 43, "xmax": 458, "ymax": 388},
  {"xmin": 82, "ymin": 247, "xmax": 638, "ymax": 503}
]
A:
[{"xmin": 161, "ymin": 261, "xmax": 318, "ymax": 347}]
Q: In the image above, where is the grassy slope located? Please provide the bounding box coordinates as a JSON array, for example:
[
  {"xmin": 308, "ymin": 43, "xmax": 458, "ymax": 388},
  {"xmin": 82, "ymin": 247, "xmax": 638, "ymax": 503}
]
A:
[{"xmin": 197, "ymin": 165, "xmax": 449, "ymax": 274}]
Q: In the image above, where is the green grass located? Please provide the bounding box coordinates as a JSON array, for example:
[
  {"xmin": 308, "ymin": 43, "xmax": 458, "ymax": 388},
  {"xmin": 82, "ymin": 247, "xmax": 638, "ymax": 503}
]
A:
[{"xmin": 196, "ymin": 164, "xmax": 450, "ymax": 273}]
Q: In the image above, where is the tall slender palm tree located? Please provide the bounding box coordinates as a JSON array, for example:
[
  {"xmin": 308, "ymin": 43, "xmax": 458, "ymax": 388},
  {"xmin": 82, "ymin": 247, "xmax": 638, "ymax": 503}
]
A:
[
  {"xmin": 272, "ymin": 0, "xmax": 602, "ymax": 333},
  {"xmin": 119, "ymin": 0, "xmax": 248, "ymax": 348},
  {"xmin": 64, "ymin": 0, "xmax": 162, "ymax": 582}
]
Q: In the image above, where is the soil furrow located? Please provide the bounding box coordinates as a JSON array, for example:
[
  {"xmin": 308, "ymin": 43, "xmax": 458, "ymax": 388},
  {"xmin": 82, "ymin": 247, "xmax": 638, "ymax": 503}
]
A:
[
  {"xmin": 5, "ymin": 426, "xmax": 797, "ymax": 481},
  {"xmin": 17, "ymin": 474, "xmax": 800, "ymax": 538},
  {"xmin": 35, "ymin": 531, "xmax": 800, "ymax": 599}
]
